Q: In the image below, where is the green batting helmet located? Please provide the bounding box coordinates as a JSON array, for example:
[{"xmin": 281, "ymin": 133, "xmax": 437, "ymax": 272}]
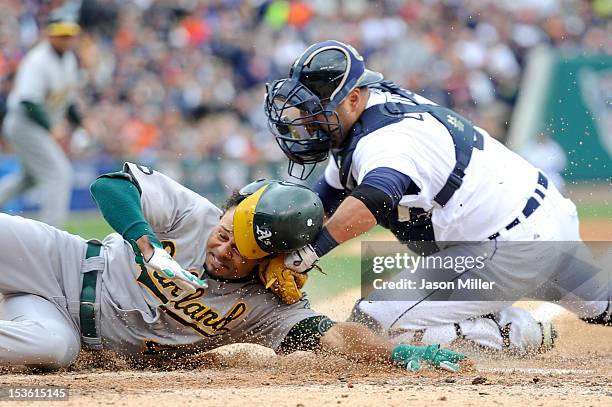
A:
[{"xmin": 233, "ymin": 180, "xmax": 324, "ymax": 259}]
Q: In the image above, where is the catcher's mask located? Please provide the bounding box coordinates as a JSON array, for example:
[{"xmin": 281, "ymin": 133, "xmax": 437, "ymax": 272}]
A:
[
  {"xmin": 264, "ymin": 40, "xmax": 383, "ymax": 179},
  {"xmin": 233, "ymin": 180, "xmax": 324, "ymax": 259}
]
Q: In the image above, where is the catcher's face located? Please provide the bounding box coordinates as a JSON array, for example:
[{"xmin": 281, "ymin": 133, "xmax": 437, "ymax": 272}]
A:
[{"xmin": 205, "ymin": 208, "xmax": 264, "ymax": 280}]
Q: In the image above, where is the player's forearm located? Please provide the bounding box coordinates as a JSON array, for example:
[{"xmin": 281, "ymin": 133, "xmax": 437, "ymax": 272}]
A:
[
  {"xmin": 305, "ymin": 197, "xmax": 375, "ymax": 260},
  {"xmin": 319, "ymin": 322, "xmax": 393, "ymax": 363},
  {"xmin": 324, "ymin": 196, "xmax": 377, "ymax": 244},
  {"xmin": 90, "ymin": 173, "xmax": 161, "ymax": 246},
  {"xmin": 319, "ymin": 322, "xmax": 466, "ymax": 371}
]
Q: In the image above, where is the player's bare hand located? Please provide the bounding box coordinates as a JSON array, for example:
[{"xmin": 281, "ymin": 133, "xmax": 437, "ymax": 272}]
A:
[
  {"xmin": 284, "ymin": 244, "xmax": 319, "ymax": 273},
  {"xmin": 145, "ymin": 246, "xmax": 208, "ymax": 293}
]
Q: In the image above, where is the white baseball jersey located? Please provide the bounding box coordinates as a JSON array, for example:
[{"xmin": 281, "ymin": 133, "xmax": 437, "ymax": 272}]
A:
[
  {"xmin": 324, "ymin": 88, "xmax": 541, "ymax": 241},
  {"xmin": 7, "ymin": 41, "xmax": 78, "ymax": 127}
]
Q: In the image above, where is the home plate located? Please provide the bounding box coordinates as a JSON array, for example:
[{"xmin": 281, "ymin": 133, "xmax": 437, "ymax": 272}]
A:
[
  {"xmin": 530, "ymin": 303, "xmax": 566, "ymax": 321},
  {"xmin": 479, "ymin": 367, "xmax": 595, "ymax": 375}
]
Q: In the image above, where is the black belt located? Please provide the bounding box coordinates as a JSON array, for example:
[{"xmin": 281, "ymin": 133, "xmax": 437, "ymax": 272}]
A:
[
  {"xmin": 488, "ymin": 172, "xmax": 548, "ymax": 240},
  {"xmin": 80, "ymin": 242, "xmax": 101, "ymax": 340}
]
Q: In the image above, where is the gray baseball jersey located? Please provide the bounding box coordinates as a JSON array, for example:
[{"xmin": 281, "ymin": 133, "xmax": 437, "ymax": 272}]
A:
[
  {"xmin": 0, "ymin": 40, "xmax": 78, "ymax": 227},
  {"xmin": 101, "ymin": 163, "xmax": 320, "ymax": 359},
  {"xmin": 0, "ymin": 163, "xmax": 318, "ymax": 367},
  {"xmin": 7, "ymin": 40, "xmax": 78, "ymax": 127}
]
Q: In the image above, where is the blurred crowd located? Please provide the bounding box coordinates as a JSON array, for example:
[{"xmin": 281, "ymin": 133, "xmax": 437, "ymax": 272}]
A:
[{"xmin": 0, "ymin": 0, "xmax": 610, "ymax": 179}]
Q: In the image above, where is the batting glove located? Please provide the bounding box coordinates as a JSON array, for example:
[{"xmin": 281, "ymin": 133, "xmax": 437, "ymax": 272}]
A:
[
  {"xmin": 145, "ymin": 246, "xmax": 208, "ymax": 294},
  {"xmin": 284, "ymin": 244, "xmax": 320, "ymax": 273},
  {"xmin": 391, "ymin": 344, "xmax": 466, "ymax": 373}
]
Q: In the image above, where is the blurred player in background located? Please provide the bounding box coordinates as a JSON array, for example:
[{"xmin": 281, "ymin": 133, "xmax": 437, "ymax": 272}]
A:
[{"xmin": 0, "ymin": 8, "xmax": 87, "ymax": 228}]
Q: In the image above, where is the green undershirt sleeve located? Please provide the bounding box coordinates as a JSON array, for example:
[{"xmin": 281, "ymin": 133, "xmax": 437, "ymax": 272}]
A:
[
  {"xmin": 21, "ymin": 100, "xmax": 51, "ymax": 131},
  {"xmin": 90, "ymin": 172, "xmax": 161, "ymax": 249}
]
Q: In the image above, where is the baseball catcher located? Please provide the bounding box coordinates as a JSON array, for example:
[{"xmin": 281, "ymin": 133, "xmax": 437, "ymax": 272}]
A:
[{"xmin": 263, "ymin": 40, "xmax": 610, "ymax": 352}]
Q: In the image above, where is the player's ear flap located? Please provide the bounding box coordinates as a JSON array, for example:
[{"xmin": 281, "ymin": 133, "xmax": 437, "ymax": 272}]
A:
[{"xmin": 233, "ymin": 185, "xmax": 271, "ymax": 260}]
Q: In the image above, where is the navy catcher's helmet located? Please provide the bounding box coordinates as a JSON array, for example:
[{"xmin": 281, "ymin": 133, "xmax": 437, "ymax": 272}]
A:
[{"xmin": 264, "ymin": 40, "xmax": 383, "ymax": 179}]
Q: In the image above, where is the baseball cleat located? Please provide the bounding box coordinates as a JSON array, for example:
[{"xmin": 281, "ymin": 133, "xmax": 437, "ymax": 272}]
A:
[
  {"xmin": 580, "ymin": 303, "xmax": 611, "ymax": 326},
  {"xmin": 538, "ymin": 321, "xmax": 557, "ymax": 350}
]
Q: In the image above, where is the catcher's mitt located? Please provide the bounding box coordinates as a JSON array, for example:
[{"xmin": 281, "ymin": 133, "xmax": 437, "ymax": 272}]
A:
[{"xmin": 259, "ymin": 255, "xmax": 308, "ymax": 304}]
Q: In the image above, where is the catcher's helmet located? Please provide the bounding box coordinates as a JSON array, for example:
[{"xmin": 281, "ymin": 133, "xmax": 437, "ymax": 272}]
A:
[
  {"xmin": 233, "ymin": 180, "xmax": 324, "ymax": 259},
  {"xmin": 264, "ymin": 40, "xmax": 383, "ymax": 179}
]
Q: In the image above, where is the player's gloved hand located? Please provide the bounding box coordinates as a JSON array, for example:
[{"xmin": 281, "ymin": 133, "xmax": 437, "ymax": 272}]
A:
[
  {"xmin": 284, "ymin": 244, "xmax": 319, "ymax": 273},
  {"xmin": 391, "ymin": 344, "xmax": 466, "ymax": 373},
  {"xmin": 144, "ymin": 245, "xmax": 208, "ymax": 294},
  {"xmin": 259, "ymin": 255, "xmax": 308, "ymax": 304}
]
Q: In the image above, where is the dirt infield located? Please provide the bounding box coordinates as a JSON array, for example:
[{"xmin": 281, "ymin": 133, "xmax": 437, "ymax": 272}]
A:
[
  {"xmin": 1, "ymin": 205, "xmax": 610, "ymax": 405},
  {"xmin": 1, "ymin": 292, "xmax": 610, "ymax": 406}
]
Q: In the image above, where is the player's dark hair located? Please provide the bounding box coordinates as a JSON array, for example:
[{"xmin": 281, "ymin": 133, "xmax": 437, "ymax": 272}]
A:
[{"xmin": 222, "ymin": 190, "xmax": 247, "ymax": 213}]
